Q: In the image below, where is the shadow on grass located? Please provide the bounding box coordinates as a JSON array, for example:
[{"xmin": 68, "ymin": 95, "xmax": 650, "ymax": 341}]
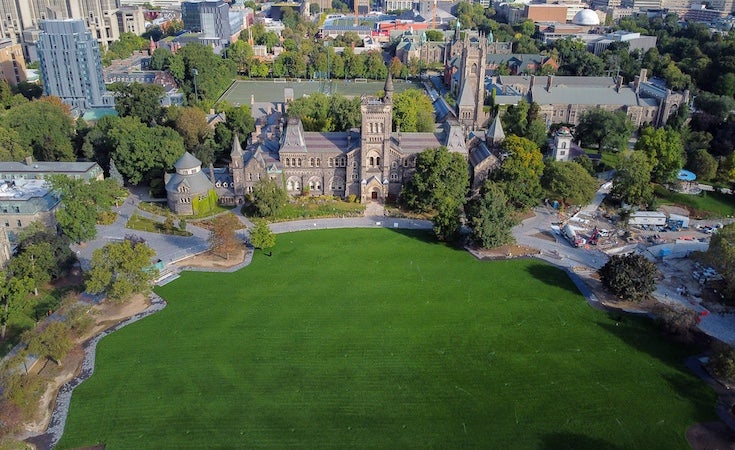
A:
[
  {"xmin": 596, "ymin": 320, "xmax": 716, "ymax": 418},
  {"xmin": 540, "ymin": 432, "xmax": 622, "ymax": 450},
  {"xmin": 525, "ymin": 263, "xmax": 581, "ymax": 295},
  {"xmin": 386, "ymin": 227, "xmax": 444, "ymax": 245}
]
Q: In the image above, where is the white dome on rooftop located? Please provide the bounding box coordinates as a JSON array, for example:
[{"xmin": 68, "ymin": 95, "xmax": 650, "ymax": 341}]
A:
[{"xmin": 572, "ymin": 9, "xmax": 600, "ymax": 26}]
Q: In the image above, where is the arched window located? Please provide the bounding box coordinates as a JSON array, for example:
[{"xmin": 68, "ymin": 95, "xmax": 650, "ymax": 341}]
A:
[
  {"xmin": 298, "ymin": 158, "xmax": 302, "ymax": 167},
  {"xmin": 328, "ymin": 158, "xmax": 333, "ymax": 167},
  {"xmin": 369, "ymin": 156, "xmax": 374, "ymax": 166},
  {"xmin": 316, "ymin": 158, "xmax": 321, "ymax": 167},
  {"xmin": 561, "ymin": 142, "xmax": 567, "ymax": 149},
  {"xmin": 287, "ymin": 179, "xmax": 294, "ymax": 190},
  {"xmin": 390, "ymin": 172, "xmax": 398, "ymax": 181},
  {"xmin": 376, "ymin": 157, "xmax": 381, "ymax": 166},
  {"xmin": 285, "ymin": 159, "xmax": 290, "ymax": 167},
  {"xmin": 403, "ymin": 159, "xmax": 408, "ymax": 167},
  {"xmin": 391, "ymin": 161, "xmax": 397, "ymax": 168}
]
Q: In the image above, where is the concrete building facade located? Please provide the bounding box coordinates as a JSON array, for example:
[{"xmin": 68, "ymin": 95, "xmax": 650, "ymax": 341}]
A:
[
  {"xmin": 0, "ymin": 38, "xmax": 26, "ymax": 85},
  {"xmin": 37, "ymin": 19, "xmax": 109, "ymax": 111}
]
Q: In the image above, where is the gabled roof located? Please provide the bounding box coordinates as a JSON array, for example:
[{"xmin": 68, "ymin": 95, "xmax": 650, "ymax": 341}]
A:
[
  {"xmin": 444, "ymin": 123, "xmax": 467, "ymax": 153},
  {"xmin": 281, "ymin": 118, "xmax": 307, "ymax": 153},
  {"xmin": 457, "ymin": 79, "xmax": 477, "ymax": 108},
  {"xmin": 469, "ymin": 142, "xmax": 499, "ymax": 168}
]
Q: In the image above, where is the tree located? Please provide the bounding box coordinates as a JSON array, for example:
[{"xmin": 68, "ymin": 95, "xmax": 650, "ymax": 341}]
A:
[
  {"xmin": 51, "ymin": 176, "xmax": 126, "ymax": 243},
  {"xmin": 23, "ymin": 321, "xmax": 73, "ymax": 366},
  {"xmin": 401, "ymin": 147, "xmax": 468, "ymax": 240},
  {"xmin": 687, "ymin": 149, "xmax": 717, "ymax": 181},
  {"xmin": 574, "ymin": 108, "xmax": 632, "ymax": 153},
  {"xmin": 611, "ymin": 151, "xmax": 655, "ymax": 206},
  {"xmin": 598, "ymin": 253, "xmax": 658, "ymax": 302},
  {"xmin": 102, "ymin": 116, "xmax": 185, "ymax": 184},
  {"xmin": 209, "ymin": 213, "xmax": 243, "ymax": 259},
  {"xmin": 110, "ymin": 82, "xmax": 165, "ymax": 126},
  {"xmin": 492, "ymin": 136, "xmax": 544, "ymax": 209},
  {"xmin": 466, "ymin": 181, "xmax": 516, "ymax": 248},
  {"xmin": 0, "ymin": 125, "xmax": 28, "ymax": 161},
  {"xmin": 251, "ymin": 178, "xmax": 288, "ymax": 217},
  {"xmin": 635, "ymin": 126, "xmax": 684, "ymax": 183},
  {"xmin": 16, "ymin": 222, "xmax": 75, "ymax": 277},
  {"xmin": 9, "ymin": 241, "xmax": 54, "ymax": 296},
  {"xmin": 542, "ymin": 161, "xmax": 598, "ymax": 207},
  {"xmin": 166, "ymin": 106, "xmax": 211, "ymax": 151},
  {"xmin": 705, "ymin": 223, "xmax": 735, "ymax": 303},
  {"xmin": 249, "ymin": 219, "xmax": 276, "ymax": 250},
  {"xmin": 4, "ymin": 100, "xmax": 75, "ymax": 161},
  {"xmin": 501, "ymin": 99, "xmax": 529, "ymax": 137},
  {"xmin": 710, "ymin": 341, "xmax": 735, "ymax": 383},
  {"xmin": 392, "ymin": 89, "xmax": 434, "ymax": 132},
  {"xmin": 86, "ymin": 239, "xmax": 157, "ymax": 303},
  {"xmin": 0, "ymin": 272, "xmax": 32, "ymax": 340}
]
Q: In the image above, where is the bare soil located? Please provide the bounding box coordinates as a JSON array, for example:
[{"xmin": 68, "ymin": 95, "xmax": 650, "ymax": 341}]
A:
[
  {"xmin": 173, "ymin": 247, "xmax": 247, "ymax": 269},
  {"xmin": 468, "ymin": 244, "xmax": 540, "ymax": 260}
]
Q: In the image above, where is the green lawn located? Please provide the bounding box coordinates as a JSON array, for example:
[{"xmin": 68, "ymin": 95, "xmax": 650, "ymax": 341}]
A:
[
  {"xmin": 58, "ymin": 229, "xmax": 715, "ymax": 449},
  {"xmin": 125, "ymin": 213, "xmax": 192, "ymax": 236},
  {"xmin": 655, "ymin": 186, "xmax": 735, "ymax": 218}
]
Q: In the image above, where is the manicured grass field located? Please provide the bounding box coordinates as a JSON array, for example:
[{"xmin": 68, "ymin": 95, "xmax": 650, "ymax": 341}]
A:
[
  {"xmin": 58, "ymin": 229, "xmax": 715, "ymax": 449},
  {"xmin": 655, "ymin": 186, "xmax": 735, "ymax": 218}
]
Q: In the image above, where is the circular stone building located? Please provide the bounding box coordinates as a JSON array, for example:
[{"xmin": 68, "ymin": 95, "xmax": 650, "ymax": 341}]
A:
[{"xmin": 165, "ymin": 152, "xmax": 215, "ymax": 215}]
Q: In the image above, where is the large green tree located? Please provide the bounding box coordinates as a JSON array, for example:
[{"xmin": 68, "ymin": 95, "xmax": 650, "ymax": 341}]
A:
[
  {"xmin": 0, "ymin": 272, "xmax": 32, "ymax": 340},
  {"xmin": 598, "ymin": 253, "xmax": 658, "ymax": 302},
  {"xmin": 51, "ymin": 176, "xmax": 126, "ymax": 243},
  {"xmin": 401, "ymin": 146, "xmax": 468, "ymax": 240},
  {"xmin": 611, "ymin": 150, "xmax": 655, "ymax": 206},
  {"xmin": 542, "ymin": 160, "xmax": 598, "ymax": 207},
  {"xmin": 209, "ymin": 214, "xmax": 243, "ymax": 260},
  {"xmin": 86, "ymin": 239, "xmax": 157, "ymax": 303},
  {"xmin": 102, "ymin": 116, "xmax": 185, "ymax": 184},
  {"xmin": 8, "ymin": 241, "xmax": 54, "ymax": 296},
  {"xmin": 393, "ymin": 89, "xmax": 435, "ymax": 132},
  {"xmin": 4, "ymin": 100, "xmax": 75, "ymax": 161},
  {"xmin": 110, "ymin": 82, "xmax": 165, "ymax": 126},
  {"xmin": 705, "ymin": 223, "xmax": 735, "ymax": 303},
  {"xmin": 635, "ymin": 126, "xmax": 684, "ymax": 183},
  {"xmin": 466, "ymin": 181, "xmax": 516, "ymax": 248},
  {"xmin": 687, "ymin": 149, "xmax": 717, "ymax": 181},
  {"xmin": 251, "ymin": 178, "xmax": 288, "ymax": 217},
  {"xmin": 574, "ymin": 108, "xmax": 632, "ymax": 153},
  {"xmin": 492, "ymin": 136, "xmax": 544, "ymax": 210},
  {"xmin": 287, "ymin": 93, "xmax": 360, "ymax": 131},
  {"xmin": 23, "ymin": 321, "xmax": 74, "ymax": 366}
]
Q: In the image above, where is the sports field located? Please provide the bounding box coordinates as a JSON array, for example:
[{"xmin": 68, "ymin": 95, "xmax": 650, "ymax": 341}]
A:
[
  {"xmin": 219, "ymin": 79, "xmax": 424, "ymax": 106},
  {"xmin": 58, "ymin": 229, "xmax": 715, "ymax": 448}
]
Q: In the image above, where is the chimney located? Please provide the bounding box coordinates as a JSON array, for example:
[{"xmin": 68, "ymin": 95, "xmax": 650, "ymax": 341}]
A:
[
  {"xmin": 546, "ymin": 75, "xmax": 553, "ymax": 92},
  {"xmin": 615, "ymin": 75, "xmax": 623, "ymax": 93},
  {"xmin": 209, "ymin": 108, "xmax": 215, "ymax": 115},
  {"xmin": 209, "ymin": 163, "xmax": 215, "ymax": 184},
  {"xmin": 639, "ymin": 68, "xmax": 647, "ymax": 83},
  {"xmin": 633, "ymin": 75, "xmax": 641, "ymax": 93},
  {"xmin": 267, "ymin": 104, "xmax": 272, "ymax": 115},
  {"xmin": 25, "ymin": 155, "xmax": 32, "ymax": 166}
]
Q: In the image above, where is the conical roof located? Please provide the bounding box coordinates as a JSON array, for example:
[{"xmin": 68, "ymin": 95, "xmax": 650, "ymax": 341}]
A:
[
  {"xmin": 384, "ymin": 72, "xmax": 394, "ymax": 94},
  {"xmin": 173, "ymin": 152, "xmax": 201, "ymax": 170},
  {"xmin": 231, "ymin": 133, "xmax": 243, "ymax": 157},
  {"xmin": 485, "ymin": 114, "xmax": 505, "ymax": 145}
]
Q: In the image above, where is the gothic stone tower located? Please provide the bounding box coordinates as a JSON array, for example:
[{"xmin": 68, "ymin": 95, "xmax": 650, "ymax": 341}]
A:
[
  {"xmin": 457, "ymin": 33, "xmax": 488, "ymax": 130},
  {"xmin": 358, "ymin": 73, "xmax": 394, "ymax": 202}
]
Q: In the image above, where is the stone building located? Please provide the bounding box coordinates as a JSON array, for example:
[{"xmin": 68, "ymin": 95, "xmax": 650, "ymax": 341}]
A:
[{"xmin": 171, "ymin": 74, "xmax": 472, "ymax": 212}]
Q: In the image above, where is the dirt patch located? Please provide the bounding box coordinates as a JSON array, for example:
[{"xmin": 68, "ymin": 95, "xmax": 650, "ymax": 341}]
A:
[
  {"xmin": 173, "ymin": 248, "xmax": 247, "ymax": 269},
  {"xmin": 531, "ymin": 231, "xmax": 557, "ymax": 242},
  {"xmin": 687, "ymin": 422, "xmax": 735, "ymax": 450},
  {"xmin": 14, "ymin": 295, "xmax": 152, "ymax": 442},
  {"xmin": 468, "ymin": 244, "xmax": 540, "ymax": 260}
]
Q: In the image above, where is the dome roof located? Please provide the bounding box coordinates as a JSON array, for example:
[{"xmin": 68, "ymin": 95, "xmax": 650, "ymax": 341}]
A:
[{"xmin": 572, "ymin": 9, "xmax": 600, "ymax": 26}]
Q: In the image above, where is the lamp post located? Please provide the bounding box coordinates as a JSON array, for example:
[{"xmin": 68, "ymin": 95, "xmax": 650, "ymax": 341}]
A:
[{"xmin": 192, "ymin": 68, "xmax": 199, "ymax": 101}]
